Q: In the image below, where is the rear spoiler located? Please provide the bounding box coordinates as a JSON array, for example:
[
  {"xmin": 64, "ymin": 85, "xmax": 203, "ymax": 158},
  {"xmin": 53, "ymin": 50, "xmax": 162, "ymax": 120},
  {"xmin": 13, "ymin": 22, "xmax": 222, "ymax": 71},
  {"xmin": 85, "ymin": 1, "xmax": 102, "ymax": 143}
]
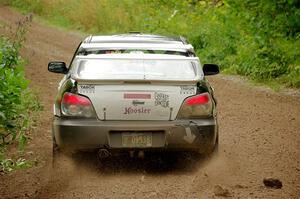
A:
[
  {"xmin": 78, "ymin": 43, "xmax": 195, "ymax": 53},
  {"xmin": 73, "ymin": 55, "xmax": 200, "ymax": 60}
]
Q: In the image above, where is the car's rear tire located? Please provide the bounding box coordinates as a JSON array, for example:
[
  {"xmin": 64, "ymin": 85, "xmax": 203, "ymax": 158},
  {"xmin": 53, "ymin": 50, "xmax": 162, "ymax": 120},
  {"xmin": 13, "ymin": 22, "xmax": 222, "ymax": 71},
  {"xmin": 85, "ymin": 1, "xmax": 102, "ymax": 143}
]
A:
[
  {"xmin": 212, "ymin": 133, "xmax": 219, "ymax": 155},
  {"xmin": 52, "ymin": 137, "xmax": 61, "ymax": 168},
  {"xmin": 199, "ymin": 132, "xmax": 219, "ymax": 156}
]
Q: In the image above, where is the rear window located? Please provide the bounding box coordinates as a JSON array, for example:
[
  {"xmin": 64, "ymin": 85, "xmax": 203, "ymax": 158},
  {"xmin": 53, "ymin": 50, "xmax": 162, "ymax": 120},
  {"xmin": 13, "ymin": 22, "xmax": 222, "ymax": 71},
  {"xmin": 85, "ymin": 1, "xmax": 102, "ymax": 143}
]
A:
[{"xmin": 76, "ymin": 59, "xmax": 198, "ymax": 80}]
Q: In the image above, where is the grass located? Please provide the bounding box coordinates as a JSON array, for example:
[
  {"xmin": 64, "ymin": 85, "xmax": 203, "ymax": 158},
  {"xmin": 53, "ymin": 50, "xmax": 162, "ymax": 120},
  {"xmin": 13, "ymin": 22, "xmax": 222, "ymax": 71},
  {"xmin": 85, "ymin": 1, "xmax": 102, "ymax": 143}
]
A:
[
  {"xmin": 1, "ymin": 0, "xmax": 299, "ymax": 91},
  {"xmin": 0, "ymin": 15, "xmax": 41, "ymax": 172}
]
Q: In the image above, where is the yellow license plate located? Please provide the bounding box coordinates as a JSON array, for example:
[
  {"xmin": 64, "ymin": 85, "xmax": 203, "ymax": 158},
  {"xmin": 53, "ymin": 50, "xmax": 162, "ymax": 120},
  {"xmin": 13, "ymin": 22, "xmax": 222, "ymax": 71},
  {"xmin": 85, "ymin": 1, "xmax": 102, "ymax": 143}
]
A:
[{"xmin": 122, "ymin": 133, "xmax": 152, "ymax": 147}]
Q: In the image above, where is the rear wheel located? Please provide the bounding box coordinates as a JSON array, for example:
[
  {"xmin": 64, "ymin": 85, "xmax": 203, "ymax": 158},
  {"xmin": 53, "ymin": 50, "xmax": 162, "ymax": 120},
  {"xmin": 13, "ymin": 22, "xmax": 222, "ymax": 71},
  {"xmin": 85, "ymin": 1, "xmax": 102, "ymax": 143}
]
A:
[
  {"xmin": 212, "ymin": 133, "xmax": 219, "ymax": 155},
  {"xmin": 199, "ymin": 132, "xmax": 219, "ymax": 156},
  {"xmin": 209, "ymin": 132, "xmax": 219, "ymax": 156},
  {"xmin": 52, "ymin": 137, "xmax": 61, "ymax": 168}
]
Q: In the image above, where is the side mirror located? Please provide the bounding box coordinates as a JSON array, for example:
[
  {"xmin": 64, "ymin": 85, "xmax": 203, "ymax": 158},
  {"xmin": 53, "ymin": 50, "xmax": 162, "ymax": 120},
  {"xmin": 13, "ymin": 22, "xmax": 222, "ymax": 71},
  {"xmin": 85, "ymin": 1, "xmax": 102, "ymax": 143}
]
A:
[
  {"xmin": 48, "ymin": 61, "xmax": 68, "ymax": 74},
  {"xmin": 203, "ymin": 64, "xmax": 219, "ymax": 76}
]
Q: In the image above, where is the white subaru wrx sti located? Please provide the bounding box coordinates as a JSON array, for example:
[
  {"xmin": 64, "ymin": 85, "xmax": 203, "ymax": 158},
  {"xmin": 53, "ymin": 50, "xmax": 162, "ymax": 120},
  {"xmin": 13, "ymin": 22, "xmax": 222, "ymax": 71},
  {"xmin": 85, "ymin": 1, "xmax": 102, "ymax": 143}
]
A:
[{"xmin": 48, "ymin": 34, "xmax": 219, "ymax": 157}]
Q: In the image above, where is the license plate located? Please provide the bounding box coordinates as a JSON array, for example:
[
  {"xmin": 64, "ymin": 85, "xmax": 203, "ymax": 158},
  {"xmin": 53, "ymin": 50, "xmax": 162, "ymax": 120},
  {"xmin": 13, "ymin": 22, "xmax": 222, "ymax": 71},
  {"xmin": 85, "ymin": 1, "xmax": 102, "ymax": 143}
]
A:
[{"xmin": 122, "ymin": 133, "xmax": 152, "ymax": 148}]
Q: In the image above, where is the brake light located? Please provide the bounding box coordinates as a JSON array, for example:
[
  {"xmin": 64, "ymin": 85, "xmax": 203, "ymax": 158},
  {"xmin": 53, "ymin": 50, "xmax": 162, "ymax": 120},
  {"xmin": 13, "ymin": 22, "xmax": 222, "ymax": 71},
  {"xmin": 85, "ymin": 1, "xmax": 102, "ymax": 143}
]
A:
[
  {"xmin": 177, "ymin": 92, "xmax": 213, "ymax": 119},
  {"xmin": 61, "ymin": 92, "xmax": 96, "ymax": 118},
  {"xmin": 186, "ymin": 94, "xmax": 209, "ymax": 105}
]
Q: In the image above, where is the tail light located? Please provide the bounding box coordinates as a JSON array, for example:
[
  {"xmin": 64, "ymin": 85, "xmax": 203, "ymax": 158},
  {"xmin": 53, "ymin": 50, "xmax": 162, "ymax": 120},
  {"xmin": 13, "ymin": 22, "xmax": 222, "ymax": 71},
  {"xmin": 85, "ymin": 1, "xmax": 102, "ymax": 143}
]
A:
[
  {"xmin": 177, "ymin": 92, "xmax": 213, "ymax": 119},
  {"xmin": 61, "ymin": 92, "xmax": 96, "ymax": 118}
]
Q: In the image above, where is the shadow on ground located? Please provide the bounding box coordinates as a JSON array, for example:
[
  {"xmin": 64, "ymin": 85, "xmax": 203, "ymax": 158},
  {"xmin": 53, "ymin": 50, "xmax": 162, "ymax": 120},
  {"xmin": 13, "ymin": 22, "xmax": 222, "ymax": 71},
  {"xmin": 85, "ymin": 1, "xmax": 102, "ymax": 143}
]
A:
[{"xmin": 53, "ymin": 150, "xmax": 217, "ymax": 175}]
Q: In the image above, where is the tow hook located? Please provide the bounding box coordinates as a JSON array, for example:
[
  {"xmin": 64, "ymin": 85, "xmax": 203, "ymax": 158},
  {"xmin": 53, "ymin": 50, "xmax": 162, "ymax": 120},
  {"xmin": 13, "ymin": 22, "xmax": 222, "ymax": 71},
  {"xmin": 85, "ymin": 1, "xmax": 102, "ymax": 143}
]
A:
[{"xmin": 97, "ymin": 149, "xmax": 111, "ymax": 159}]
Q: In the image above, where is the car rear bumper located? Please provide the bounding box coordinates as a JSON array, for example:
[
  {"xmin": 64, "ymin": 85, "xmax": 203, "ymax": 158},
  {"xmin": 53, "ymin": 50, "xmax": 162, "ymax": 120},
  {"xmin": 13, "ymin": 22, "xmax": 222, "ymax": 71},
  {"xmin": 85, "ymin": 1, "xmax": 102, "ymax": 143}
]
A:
[{"xmin": 53, "ymin": 117, "xmax": 218, "ymax": 153}]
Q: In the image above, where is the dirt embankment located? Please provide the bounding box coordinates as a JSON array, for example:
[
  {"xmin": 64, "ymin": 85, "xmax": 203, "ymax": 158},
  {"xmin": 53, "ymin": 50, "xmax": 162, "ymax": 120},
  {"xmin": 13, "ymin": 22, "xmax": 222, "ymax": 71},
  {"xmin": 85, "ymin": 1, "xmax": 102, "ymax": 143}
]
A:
[{"xmin": 0, "ymin": 6, "xmax": 300, "ymax": 199}]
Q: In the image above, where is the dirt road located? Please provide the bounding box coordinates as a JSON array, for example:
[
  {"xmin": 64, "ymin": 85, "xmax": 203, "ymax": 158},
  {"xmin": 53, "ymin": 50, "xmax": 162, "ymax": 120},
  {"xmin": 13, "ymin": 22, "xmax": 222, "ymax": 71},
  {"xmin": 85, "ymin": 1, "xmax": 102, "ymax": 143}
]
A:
[{"xmin": 0, "ymin": 6, "xmax": 300, "ymax": 199}]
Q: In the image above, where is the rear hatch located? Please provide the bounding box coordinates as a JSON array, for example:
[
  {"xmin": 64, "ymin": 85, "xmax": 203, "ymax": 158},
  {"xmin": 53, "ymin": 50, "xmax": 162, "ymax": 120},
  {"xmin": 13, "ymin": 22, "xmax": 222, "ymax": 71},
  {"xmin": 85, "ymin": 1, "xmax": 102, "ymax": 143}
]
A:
[
  {"xmin": 78, "ymin": 84, "xmax": 197, "ymax": 120},
  {"xmin": 72, "ymin": 54, "xmax": 203, "ymax": 121}
]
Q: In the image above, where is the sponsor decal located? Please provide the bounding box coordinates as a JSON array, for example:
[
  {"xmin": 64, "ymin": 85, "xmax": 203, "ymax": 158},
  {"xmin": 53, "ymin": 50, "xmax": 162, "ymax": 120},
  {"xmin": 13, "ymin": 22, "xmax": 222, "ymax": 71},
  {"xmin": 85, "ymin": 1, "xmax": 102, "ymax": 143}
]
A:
[
  {"xmin": 132, "ymin": 100, "xmax": 145, "ymax": 106},
  {"xmin": 124, "ymin": 93, "xmax": 151, "ymax": 99},
  {"xmin": 79, "ymin": 85, "xmax": 95, "ymax": 93},
  {"xmin": 123, "ymin": 107, "xmax": 151, "ymax": 114},
  {"xmin": 154, "ymin": 92, "xmax": 169, "ymax": 108},
  {"xmin": 180, "ymin": 86, "xmax": 195, "ymax": 95}
]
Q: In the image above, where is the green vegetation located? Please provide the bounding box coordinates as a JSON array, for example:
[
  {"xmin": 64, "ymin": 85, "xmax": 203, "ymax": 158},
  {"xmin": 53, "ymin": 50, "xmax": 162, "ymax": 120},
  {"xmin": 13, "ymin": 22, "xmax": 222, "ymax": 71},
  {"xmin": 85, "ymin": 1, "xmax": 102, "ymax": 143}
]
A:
[
  {"xmin": 0, "ymin": 17, "xmax": 40, "ymax": 172},
  {"xmin": 1, "ymin": 0, "xmax": 300, "ymax": 89}
]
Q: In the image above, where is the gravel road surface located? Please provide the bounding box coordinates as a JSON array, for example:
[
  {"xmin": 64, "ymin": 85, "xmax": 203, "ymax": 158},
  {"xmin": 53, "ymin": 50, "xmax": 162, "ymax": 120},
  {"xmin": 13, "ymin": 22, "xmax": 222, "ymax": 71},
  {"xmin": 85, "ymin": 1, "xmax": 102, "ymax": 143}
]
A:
[{"xmin": 0, "ymin": 6, "xmax": 299, "ymax": 199}]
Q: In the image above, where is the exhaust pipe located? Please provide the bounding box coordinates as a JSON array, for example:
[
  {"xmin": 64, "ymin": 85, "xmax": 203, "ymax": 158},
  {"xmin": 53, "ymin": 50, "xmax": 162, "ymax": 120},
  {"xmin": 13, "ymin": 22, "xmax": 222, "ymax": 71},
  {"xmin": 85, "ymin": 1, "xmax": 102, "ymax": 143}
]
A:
[
  {"xmin": 97, "ymin": 149, "xmax": 111, "ymax": 159},
  {"xmin": 138, "ymin": 150, "xmax": 144, "ymax": 159}
]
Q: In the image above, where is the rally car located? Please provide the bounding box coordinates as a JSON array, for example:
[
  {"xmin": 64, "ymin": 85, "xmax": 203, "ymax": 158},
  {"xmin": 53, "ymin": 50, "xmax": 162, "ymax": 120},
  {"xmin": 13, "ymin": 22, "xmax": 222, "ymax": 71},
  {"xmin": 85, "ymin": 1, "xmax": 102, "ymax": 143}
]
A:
[{"xmin": 48, "ymin": 33, "xmax": 219, "ymax": 157}]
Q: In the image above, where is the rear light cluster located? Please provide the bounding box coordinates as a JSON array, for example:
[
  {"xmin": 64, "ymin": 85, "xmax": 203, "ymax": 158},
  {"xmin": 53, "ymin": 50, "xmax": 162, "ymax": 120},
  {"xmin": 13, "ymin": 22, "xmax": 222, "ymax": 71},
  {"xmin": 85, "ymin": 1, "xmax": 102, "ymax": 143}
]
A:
[
  {"xmin": 61, "ymin": 92, "xmax": 96, "ymax": 118},
  {"xmin": 177, "ymin": 92, "xmax": 213, "ymax": 119}
]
